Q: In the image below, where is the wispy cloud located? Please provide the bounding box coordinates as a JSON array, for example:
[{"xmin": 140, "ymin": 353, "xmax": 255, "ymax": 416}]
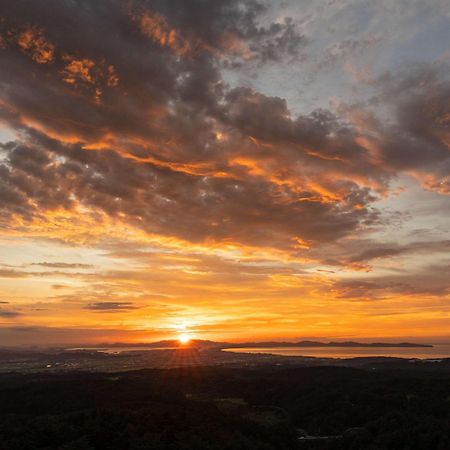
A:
[{"xmin": 84, "ymin": 302, "xmax": 139, "ymax": 312}]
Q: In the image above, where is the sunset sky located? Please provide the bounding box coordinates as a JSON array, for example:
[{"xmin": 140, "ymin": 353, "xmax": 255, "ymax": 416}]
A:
[{"xmin": 0, "ymin": 0, "xmax": 449, "ymax": 346}]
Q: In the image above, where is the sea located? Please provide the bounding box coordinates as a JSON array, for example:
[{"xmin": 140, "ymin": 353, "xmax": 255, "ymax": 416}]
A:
[{"xmin": 222, "ymin": 344, "xmax": 450, "ymax": 359}]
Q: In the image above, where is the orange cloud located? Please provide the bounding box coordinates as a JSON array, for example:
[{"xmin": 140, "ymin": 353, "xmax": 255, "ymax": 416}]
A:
[
  {"xmin": 3, "ymin": 19, "xmax": 119, "ymax": 102},
  {"xmin": 218, "ymin": 32, "xmax": 254, "ymax": 59},
  {"xmin": 61, "ymin": 55, "xmax": 119, "ymax": 100},
  {"xmin": 17, "ymin": 26, "xmax": 55, "ymax": 63},
  {"xmin": 62, "ymin": 57, "xmax": 96, "ymax": 85},
  {"xmin": 138, "ymin": 12, "xmax": 191, "ymax": 56}
]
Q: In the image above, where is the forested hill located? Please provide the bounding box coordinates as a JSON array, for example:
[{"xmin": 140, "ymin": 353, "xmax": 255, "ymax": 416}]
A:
[{"xmin": 0, "ymin": 365, "xmax": 449, "ymax": 449}]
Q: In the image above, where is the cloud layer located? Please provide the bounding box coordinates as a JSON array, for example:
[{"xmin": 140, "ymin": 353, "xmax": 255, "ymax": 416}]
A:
[{"xmin": 0, "ymin": 0, "xmax": 449, "ymax": 344}]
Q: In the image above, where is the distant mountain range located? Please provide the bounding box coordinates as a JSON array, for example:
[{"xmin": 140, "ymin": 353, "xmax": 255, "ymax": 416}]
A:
[
  {"xmin": 224, "ymin": 340, "xmax": 433, "ymax": 348},
  {"xmin": 98, "ymin": 339, "xmax": 433, "ymax": 349}
]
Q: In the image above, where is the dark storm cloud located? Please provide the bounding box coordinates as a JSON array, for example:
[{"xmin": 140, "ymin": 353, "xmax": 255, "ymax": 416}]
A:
[
  {"xmin": 348, "ymin": 240, "xmax": 450, "ymax": 264},
  {"xmin": 344, "ymin": 65, "xmax": 450, "ymax": 194},
  {"xmin": 0, "ymin": 135, "xmax": 378, "ymax": 248},
  {"xmin": 84, "ymin": 302, "xmax": 139, "ymax": 311},
  {"xmin": 134, "ymin": 0, "xmax": 307, "ymax": 65},
  {"xmin": 305, "ymin": 238, "xmax": 450, "ymax": 271},
  {"xmin": 0, "ymin": 0, "xmax": 448, "ymax": 254},
  {"xmin": 333, "ymin": 262, "xmax": 450, "ymax": 299}
]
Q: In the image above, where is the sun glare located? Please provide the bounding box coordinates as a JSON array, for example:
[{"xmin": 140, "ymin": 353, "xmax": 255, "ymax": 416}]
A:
[{"xmin": 178, "ymin": 333, "xmax": 190, "ymax": 344}]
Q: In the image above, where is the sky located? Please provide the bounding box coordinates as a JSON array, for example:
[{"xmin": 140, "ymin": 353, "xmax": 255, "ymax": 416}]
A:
[{"xmin": 0, "ymin": 0, "xmax": 449, "ymax": 346}]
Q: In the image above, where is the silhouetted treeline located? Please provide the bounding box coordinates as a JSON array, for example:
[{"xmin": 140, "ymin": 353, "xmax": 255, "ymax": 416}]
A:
[{"xmin": 0, "ymin": 365, "xmax": 449, "ymax": 449}]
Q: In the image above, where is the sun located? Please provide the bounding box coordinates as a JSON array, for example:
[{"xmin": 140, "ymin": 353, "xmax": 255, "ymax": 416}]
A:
[{"xmin": 178, "ymin": 333, "xmax": 190, "ymax": 345}]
